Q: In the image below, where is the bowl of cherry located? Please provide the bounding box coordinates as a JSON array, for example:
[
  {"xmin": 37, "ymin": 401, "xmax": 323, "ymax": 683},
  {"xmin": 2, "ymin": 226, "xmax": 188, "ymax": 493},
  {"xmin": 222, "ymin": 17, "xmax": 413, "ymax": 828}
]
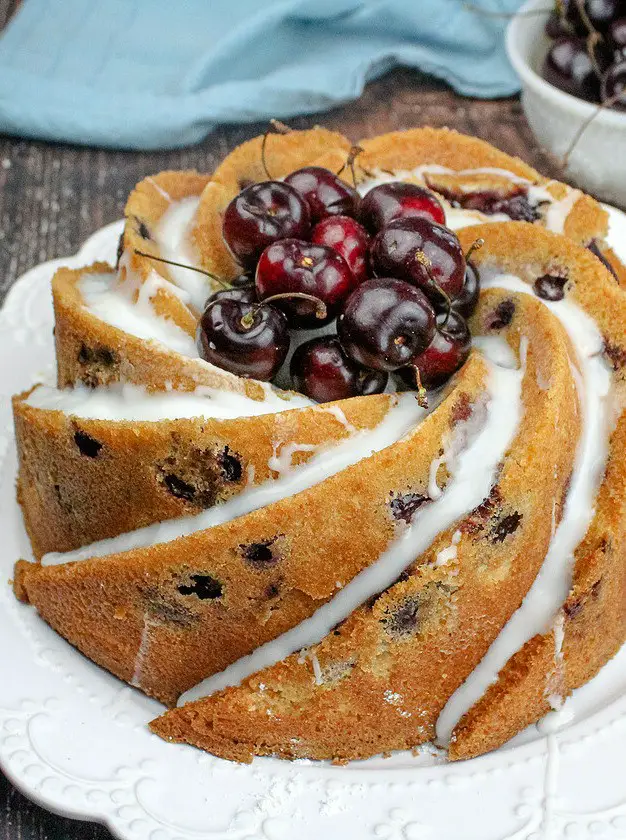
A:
[
  {"xmin": 195, "ymin": 163, "xmax": 480, "ymax": 406},
  {"xmin": 507, "ymin": 0, "xmax": 626, "ymax": 206}
]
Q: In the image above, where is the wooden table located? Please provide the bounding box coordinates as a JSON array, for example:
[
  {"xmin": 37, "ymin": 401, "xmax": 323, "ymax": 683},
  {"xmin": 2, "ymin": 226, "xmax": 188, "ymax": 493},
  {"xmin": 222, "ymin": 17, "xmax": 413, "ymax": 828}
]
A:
[{"xmin": 0, "ymin": 1, "xmax": 567, "ymax": 837}]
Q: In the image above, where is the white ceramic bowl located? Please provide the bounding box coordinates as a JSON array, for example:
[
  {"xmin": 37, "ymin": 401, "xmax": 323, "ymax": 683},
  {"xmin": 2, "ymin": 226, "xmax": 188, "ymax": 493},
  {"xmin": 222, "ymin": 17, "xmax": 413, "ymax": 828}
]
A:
[{"xmin": 506, "ymin": 0, "xmax": 626, "ymax": 207}]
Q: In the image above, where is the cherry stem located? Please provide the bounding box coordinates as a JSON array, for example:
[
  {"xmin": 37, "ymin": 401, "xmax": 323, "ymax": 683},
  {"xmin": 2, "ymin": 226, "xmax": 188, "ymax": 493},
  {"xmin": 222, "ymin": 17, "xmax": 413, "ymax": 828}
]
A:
[
  {"xmin": 465, "ymin": 237, "xmax": 484, "ymax": 263},
  {"xmin": 415, "ymin": 250, "xmax": 452, "ymax": 326},
  {"xmin": 411, "ymin": 366, "xmax": 429, "ymax": 409},
  {"xmin": 561, "ymin": 90, "xmax": 626, "ymax": 168},
  {"xmin": 133, "ymin": 250, "xmax": 230, "ymax": 290},
  {"xmin": 239, "ymin": 292, "xmax": 327, "ymax": 329},
  {"xmin": 337, "ymin": 144, "xmax": 367, "ymax": 186},
  {"xmin": 261, "ymin": 118, "xmax": 292, "ymax": 180}
]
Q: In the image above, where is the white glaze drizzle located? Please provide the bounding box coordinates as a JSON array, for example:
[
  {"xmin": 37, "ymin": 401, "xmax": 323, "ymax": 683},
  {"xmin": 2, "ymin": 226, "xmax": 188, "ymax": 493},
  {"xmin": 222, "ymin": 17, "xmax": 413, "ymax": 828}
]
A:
[
  {"xmin": 358, "ymin": 167, "xmax": 582, "ymax": 234},
  {"xmin": 78, "ymin": 268, "xmax": 307, "ymax": 407},
  {"xmin": 41, "ymin": 393, "xmax": 428, "ymax": 567},
  {"xmin": 436, "ymin": 272, "xmax": 612, "ymax": 747},
  {"xmin": 79, "ymin": 271, "xmax": 197, "ymax": 358},
  {"xmin": 178, "ymin": 348, "xmax": 525, "ymax": 705},
  {"xmin": 153, "ymin": 196, "xmax": 210, "ymax": 311},
  {"xmin": 25, "ymin": 381, "xmax": 311, "ymax": 422}
]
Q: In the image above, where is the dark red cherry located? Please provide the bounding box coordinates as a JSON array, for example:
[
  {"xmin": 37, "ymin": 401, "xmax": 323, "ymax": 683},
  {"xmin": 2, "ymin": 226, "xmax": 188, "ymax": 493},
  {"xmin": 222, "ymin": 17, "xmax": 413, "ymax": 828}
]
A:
[
  {"xmin": 545, "ymin": 9, "xmax": 573, "ymax": 38},
  {"xmin": 359, "ymin": 182, "xmax": 446, "ymax": 233},
  {"xmin": 283, "ymin": 166, "xmax": 360, "ymax": 222},
  {"xmin": 567, "ymin": 0, "xmax": 623, "ymax": 33},
  {"xmin": 197, "ymin": 298, "xmax": 289, "ymax": 381},
  {"xmin": 222, "ymin": 181, "xmax": 310, "ymax": 269},
  {"xmin": 290, "ymin": 336, "xmax": 387, "ymax": 403},
  {"xmin": 452, "ymin": 262, "xmax": 480, "ymax": 318},
  {"xmin": 602, "ymin": 60, "xmax": 626, "ymax": 108},
  {"xmin": 205, "ymin": 277, "xmax": 256, "ymax": 308},
  {"xmin": 370, "ymin": 217, "xmax": 466, "ymax": 304},
  {"xmin": 609, "ymin": 17, "xmax": 626, "ymax": 53},
  {"xmin": 255, "ymin": 239, "xmax": 356, "ymax": 328},
  {"xmin": 399, "ymin": 311, "xmax": 471, "ymax": 390},
  {"xmin": 311, "ymin": 215, "xmax": 370, "ymax": 285},
  {"xmin": 543, "ymin": 36, "xmax": 605, "ymax": 102},
  {"xmin": 338, "ymin": 278, "xmax": 436, "ymax": 372}
]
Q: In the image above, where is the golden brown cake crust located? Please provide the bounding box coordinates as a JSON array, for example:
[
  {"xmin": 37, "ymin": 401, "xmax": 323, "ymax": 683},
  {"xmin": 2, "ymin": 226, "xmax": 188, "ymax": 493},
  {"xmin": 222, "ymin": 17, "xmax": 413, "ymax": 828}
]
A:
[
  {"xmin": 14, "ymin": 388, "xmax": 393, "ymax": 558},
  {"xmin": 18, "ymin": 354, "xmax": 488, "ymax": 706},
  {"xmin": 151, "ymin": 223, "xmax": 626, "ymax": 763}
]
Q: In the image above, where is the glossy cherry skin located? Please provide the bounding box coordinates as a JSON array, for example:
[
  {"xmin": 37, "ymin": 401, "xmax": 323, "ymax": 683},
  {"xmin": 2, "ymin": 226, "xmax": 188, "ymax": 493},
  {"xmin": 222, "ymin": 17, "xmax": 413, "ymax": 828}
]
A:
[
  {"xmin": 370, "ymin": 217, "xmax": 466, "ymax": 304},
  {"xmin": 205, "ymin": 276, "xmax": 257, "ymax": 308},
  {"xmin": 399, "ymin": 311, "xmax": 471, "ymax": 390},
  {"xmin": 255, "ymin": 239, "xmax": 357, "ymax": 328},
  {"xmin": 566, "ymin": 0, "xmax": 622, "ymax": 34},
  {"xmin": 283, "ymin": 167, "xmax": 360, "ymax": 222},
  {"xmin": 290, "ymin": 336, "xmax": 388, "ymax": 403},
  {"xmin": 311, "ymin": 215, "xmax": 371, "ymax": 285},
  {"xmin": 545, "ymin": 9, "xmax": 572, "ymax": 38},
  {"xmin": 543, "ymin": 36, "xmax": 604, "ymax": 102},
  {"xmin": 222, "ymin": 181, "xmax": 310, "ymax": 269},
  {"xmin": 338, "ymin": 278, "xmax": 436, "ymax": 372},
  {"xmin": 451, "ymin": 262, "xmax": 480, "ymax": 318},
  {"xmin": 359, "ymin": 182, "xmax": 446, "ymax": 232},
  {"xmin": 602, "ymin": 59, "xmax": 626, "ymax": 108},
  {"xmin": 609, "ymin": 17, "xmax": 626, "ymax": 54},
  {"xmin": 197, "ymin": 298, "xmax": 289, "ymax": 381}
]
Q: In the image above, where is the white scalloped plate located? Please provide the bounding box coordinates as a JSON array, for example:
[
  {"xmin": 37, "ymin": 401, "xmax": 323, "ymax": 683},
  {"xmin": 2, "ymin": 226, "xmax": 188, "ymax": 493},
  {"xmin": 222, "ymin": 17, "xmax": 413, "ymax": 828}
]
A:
[{"xmin": 2, "ymin": 213, "xmax": 626, "ymax": 840}]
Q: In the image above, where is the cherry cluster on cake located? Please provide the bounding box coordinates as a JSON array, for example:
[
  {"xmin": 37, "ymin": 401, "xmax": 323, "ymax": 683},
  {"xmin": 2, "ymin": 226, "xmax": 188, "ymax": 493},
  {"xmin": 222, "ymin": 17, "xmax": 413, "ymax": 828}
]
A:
[
  {"xmin": 197, "ymin": 165, "xmax": 480, "ymax": 404},
  {"xmin": 543, "ymin": 0, "xmax": 626, "ymax": 109}
]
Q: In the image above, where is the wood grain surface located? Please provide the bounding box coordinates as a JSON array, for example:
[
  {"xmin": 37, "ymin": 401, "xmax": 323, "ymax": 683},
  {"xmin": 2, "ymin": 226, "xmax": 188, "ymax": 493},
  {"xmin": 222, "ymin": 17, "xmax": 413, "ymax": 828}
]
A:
[{"xmin": 0, "ymin": 0, "xmax": 571, "ymax": 836}]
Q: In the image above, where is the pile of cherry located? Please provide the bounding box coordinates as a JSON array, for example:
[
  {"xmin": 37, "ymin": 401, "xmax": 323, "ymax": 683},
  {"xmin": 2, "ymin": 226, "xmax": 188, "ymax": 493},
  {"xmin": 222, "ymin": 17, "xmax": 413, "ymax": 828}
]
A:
[
  {"xmin": 197, "ymin": 166, "xmax": 479, "ymax": 404},
  {"xmin": 543, "ymin": 0, "xmax": 626, "ymax": 108}
]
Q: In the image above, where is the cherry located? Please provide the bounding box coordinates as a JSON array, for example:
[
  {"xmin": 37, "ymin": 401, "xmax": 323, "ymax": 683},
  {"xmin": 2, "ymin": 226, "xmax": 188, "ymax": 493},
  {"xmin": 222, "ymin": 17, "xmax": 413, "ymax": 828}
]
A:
[
  {"xmin": 197, "ymin": 298, "xmax": 289, "ymax": 381},
  {"xmin": 338, "ymin": 278, "xmax": 435, "ymax": 372},
  {"xmin": 255, "ymin": 239, "xmax": 356, "ymax": 328},
  {"xmin": 399, "ymin": 311, "xmax": 471, "ymax": 390},
  {"xmin": 609, "ymin": 17, "xmax": 626, "ymax": 54},
  {"xmin": 284, "ymin": 166, "xmax": 360, "ymax": 223},
  {"xmin": 359, "ymin": 182, "xmax": 446, "ymax": 233},
  {"xmin": 543, "ymin": 36, "xmax": 605, "ymax": 102},
  {"xmin": 222, "ymin": 181, "xmax": 310, "ymax": 269},
  {"xmin": 370, "ymin": 217, "xmax": 466, "ymax": 305},
  {"xmin": 602, "ymin": 59, "xmax": 626, "ymax": 108},
  {"xmin": 452, "ymin": 262, "xmax": 480, "ymax": 318},
  {"xmin": 311, "ymin": 215, "xmax": 370, "ymax": 285},
  {"xmin": 546, "ymin": 9, "xmax": 573, "ymax": 38},
  {"xmin": 566, "ymin": 0, "xmax": 622, "ymax": 34},
  {"xmin": 290, "ymin": 336, "xmax": 387, "ymax": 403},
  {"xmin": 204, "ymin": 274, "xmax": 256, "ymax": 308}
]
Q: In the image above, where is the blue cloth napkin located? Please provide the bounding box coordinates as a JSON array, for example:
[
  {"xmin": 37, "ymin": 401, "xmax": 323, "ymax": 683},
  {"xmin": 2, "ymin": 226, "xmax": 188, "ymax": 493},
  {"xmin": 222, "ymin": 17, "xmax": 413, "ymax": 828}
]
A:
[{"xmin": 0, "ymin": 0, "xmax": 522, "ymax": 151}]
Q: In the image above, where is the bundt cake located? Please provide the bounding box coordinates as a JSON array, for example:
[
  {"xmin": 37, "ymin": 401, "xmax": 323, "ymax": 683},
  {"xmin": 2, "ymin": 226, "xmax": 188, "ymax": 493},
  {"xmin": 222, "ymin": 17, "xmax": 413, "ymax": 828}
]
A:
[{"xmin": 11, "ymin": 126, "xmax": 626, "ymax": 766}]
